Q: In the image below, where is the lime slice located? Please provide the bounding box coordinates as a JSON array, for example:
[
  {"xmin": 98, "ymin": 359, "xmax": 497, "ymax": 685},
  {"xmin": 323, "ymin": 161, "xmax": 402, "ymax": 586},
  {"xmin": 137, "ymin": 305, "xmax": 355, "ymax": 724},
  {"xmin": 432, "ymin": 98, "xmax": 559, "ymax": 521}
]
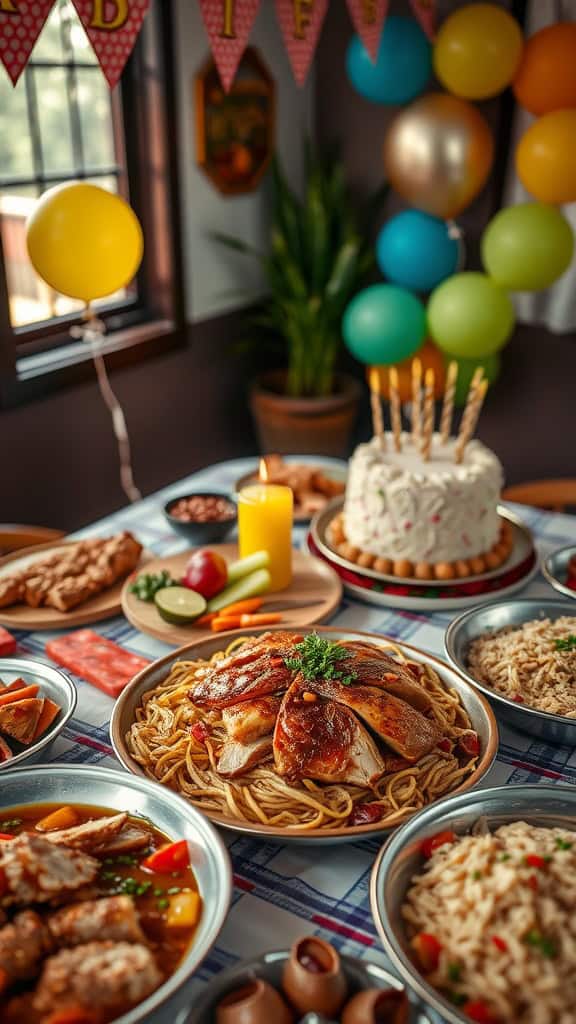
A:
[{"xmin": 154, "ymin": 587, "xmax": 206, "ymax": 624}]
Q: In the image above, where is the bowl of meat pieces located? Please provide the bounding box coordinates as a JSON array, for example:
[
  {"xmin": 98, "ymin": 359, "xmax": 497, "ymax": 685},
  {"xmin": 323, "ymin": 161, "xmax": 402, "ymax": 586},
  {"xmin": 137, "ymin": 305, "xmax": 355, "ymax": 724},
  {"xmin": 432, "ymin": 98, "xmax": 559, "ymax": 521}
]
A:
[
  {"xmin": 163, "ymin": 493, "xmax": 237, "ymax": 545},
  {"xmin": 0, "ymin": 658, "xmax": 76, "ymax": 769}
]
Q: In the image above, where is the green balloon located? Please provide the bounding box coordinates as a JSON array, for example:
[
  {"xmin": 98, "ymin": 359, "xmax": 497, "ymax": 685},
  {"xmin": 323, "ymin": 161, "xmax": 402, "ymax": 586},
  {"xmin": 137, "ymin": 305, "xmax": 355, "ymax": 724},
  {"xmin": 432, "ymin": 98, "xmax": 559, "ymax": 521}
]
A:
[
  {"xmin": 482, "ymin": 203, "xmax": 574, "ymax": 291},
  {"xmin": 448, "ymin": 353, "xmax": 501, "ymax": 407},
  {"xmin": 428, "ymin": 272, "xmax": 515, "ymax": 358},
  {"xmin": 343, "ymin": 283, "xmax": 426, "ymax": 365}
]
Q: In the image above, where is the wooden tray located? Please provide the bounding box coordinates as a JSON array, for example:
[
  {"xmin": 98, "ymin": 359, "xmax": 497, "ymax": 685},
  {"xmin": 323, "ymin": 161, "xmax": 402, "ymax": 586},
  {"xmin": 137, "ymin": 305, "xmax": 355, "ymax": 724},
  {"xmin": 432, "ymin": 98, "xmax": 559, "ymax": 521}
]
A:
[
  {"xmin": 121, "ymin": 545, "xmax": 343, "ymax": 648},
  {"xmin": 0, "ymin": 540, "xmax": 147, "ymax": 631}
]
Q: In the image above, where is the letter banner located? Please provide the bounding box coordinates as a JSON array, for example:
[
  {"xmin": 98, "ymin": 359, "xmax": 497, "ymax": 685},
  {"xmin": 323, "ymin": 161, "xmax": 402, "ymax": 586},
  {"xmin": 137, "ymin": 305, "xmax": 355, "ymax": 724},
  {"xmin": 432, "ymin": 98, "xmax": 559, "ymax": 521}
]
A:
[
  {"xmin": 71, "ymin": 0, "xmax": 151, "ymax": 89},
  {"xmin": 408, "ymin": 0, "xmax": 435, "ymax": 41},
  {"xmin": 198, "ymin": 0, "xmax": 261, "ymax": 93},
  {"xmin": 0, "ymin": 0, "xmax": 54, "ymax": 85},
  {"xmin": 346, "ymin": 0, "xmax": 388, "ymax": 62},
  {"xmin": 275, "ymin": 0, "xmax": 328, "ymax": 86}
]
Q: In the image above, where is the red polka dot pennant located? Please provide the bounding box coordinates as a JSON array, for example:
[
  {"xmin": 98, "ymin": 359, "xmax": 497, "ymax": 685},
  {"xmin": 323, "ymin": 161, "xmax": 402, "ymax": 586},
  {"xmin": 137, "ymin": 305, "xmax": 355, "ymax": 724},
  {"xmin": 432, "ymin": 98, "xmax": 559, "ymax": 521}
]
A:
[
  {"xmin": 275, "ymin": 0, "xmax": 328, "ymax": 87},
  {"xmin": 346, "ymin": 0, "xmax": 389, "ymax": 63},
  {"xmin": 71, "ymin": 0, "xmax": 151, "ymax": 89},
  {"xmin": 409, "ymin": 0, "xmax": 435, "ymax": 41},
  {"xmin": 0, "ymin": 0, "xmax": 54, "ymax": 85},
  {"xmin": 198, "ymin": 0, "xmax": 261, "ymax": 93}
]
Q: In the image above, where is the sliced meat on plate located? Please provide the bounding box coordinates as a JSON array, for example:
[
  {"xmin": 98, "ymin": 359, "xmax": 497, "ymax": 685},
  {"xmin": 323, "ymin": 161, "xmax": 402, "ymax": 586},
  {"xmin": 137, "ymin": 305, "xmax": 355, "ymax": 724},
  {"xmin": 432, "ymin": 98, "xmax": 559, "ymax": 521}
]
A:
[
  {"xmin": 0, "ymin": 910, "xmax": 53, "ymax": 991},
  {"xmin": 273, "ymin": 680, "xmax": 386, "ymax": 786},
  {"xmin": 48, "ymin": 896, "xmax": 145, "ymax": 947},
  {"xmin": 191, "ymin": 632, "xmax": 298, "ymax": 709},
  {"xmin": 42, "ymin": 813, "xmax": 128, "ymax": 851},
  {"xmin": 221, "ymin": 694, "xmax": 282, "ymax": 744},
  {"xmin": 331, "ymin": 641, "xmax": 433, "ymax": 713},
  {"xmin": 216, "ymin": 736, "xmax": 273, "ymax": 778},
  {"xmin": 0, "ymin": 698, "xmax": 44, "ymax": 745},
  {"xmin": 0, "ymin": 834, "xmax": 99, "ymax": 907},
  {"xmin": 91, "ymin": 826, "xmax": 151, "ymax": 857}
]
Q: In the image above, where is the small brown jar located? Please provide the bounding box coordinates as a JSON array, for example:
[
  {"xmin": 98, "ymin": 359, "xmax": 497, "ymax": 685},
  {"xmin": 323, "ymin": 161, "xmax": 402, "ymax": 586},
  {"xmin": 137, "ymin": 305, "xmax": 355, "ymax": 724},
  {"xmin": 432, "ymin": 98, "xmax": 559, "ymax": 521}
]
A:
[
  {"xmin": 341, "ymin": 987, "xmax": 408, "ymax": 1024},
  {"xmin": 216, "ymin": 977, "xmax": 293, "ymax": 1024},
  {"xmin": 282, "ymin": 936, "xmax": 348, "ymax": 1018}
]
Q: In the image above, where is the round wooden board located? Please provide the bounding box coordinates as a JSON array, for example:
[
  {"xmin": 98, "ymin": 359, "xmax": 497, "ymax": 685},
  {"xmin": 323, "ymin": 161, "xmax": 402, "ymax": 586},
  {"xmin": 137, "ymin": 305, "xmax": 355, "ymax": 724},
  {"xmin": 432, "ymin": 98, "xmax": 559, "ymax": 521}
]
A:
[
  {"xmin": 121, "ymin": 545, "xmax": 343, "ymax": 647},
  {"xmin": 0, "ymin": 540, "xmax": 148, "ymax": 631}
]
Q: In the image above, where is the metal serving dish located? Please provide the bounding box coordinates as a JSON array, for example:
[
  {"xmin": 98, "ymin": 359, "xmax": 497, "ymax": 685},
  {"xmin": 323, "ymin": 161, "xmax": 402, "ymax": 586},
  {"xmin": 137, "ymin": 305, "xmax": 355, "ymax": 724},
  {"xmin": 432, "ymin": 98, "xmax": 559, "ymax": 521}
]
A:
[
  {"xmin": 542, "ymin": 545, "xmax": 576, "ymax": 600},
  {"xmin": 110, "ymin": 626, "xmax": 498, "ymax": 845},
  {"xmin": 0, "ymin": 657, "xmax": 76, "ymax": 769},
  {"xmin": 0, "ymin": 764, "xmax": 232, "ymax": 1024},
  {"xmin": 445, "ymin": 597, "xmax": 576, "ymax": 745},
  {"xmin": 370, "ymin": 784, "xmax": 576, "ymax": 1024},
  {"xmin": 187, "ymin": 948, "xmax": 433, "ymax": 1023}
]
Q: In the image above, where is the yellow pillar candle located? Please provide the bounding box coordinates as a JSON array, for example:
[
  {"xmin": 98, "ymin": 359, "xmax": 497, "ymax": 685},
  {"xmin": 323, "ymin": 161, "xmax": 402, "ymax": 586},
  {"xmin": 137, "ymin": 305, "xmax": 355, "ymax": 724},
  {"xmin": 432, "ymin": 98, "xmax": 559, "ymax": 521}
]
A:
[{"xmin": 237, "ymin": 480, "xmax": 293, "ymax": 593}]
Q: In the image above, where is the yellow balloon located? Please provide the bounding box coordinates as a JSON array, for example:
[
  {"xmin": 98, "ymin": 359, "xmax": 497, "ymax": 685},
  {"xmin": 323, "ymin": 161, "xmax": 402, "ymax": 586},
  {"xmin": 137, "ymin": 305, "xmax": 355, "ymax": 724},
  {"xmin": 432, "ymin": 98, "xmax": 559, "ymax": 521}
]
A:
[
  {"xmin": 26, "ymin": 183, "xmax": 143, "ymax": 302},
  {"xmin": 516, "ymin": 110, "xmax": 576, "ymax": 205},
  {"xmin": 434, "ymin": 3, "xmax": 524, "ymax": 100},
  {"xmin": 383, "ymin": 93, "xmax": 494, "ymax": 220}
]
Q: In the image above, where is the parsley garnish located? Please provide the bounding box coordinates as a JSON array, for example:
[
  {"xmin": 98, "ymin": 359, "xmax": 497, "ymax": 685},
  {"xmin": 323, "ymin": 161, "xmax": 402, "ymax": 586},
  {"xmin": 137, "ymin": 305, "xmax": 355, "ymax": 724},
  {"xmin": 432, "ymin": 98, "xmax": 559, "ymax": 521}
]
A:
[
  {"xmin": 555, "ymin": 837, "xmax": 572, "ymax": 850},
  {"xmin": 129, "ymin": 570, "xmax": 176, "ymax": 602},
  {"xmin": 554, "ymin": 635, "xmax": 576, "ymax": 651},
  {"xmin": 525, "ymin": 930, "xmax": 556, "ymax": 958},
  {"xmin": 447, "ymin": 963, "xmax": 462, "ymax": 982},
  {"xmin": 471, "ymin": 870, "xmax": 483, "ymax": 880},
  {"xmin": 285, "ymin": 634, "xmax": 357, "ymax": 686}
]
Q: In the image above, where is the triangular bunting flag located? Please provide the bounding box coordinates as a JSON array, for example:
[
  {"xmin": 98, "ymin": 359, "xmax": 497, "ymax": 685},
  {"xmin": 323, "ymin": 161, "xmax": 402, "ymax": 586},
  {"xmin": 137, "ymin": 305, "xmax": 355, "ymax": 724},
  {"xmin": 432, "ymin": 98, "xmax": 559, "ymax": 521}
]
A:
[
  {"xmin": 409, "ymin": 0, "xmax": 435, "ymax": 41},
  {"xmin": 346, "ymin": 0, "xmax": 389, "ymax": 63},
  {"xmin": 71, "ymin": 0, "xmax": 151, "ymax": 89},
  {"xmin": 198, "ymin": 0, "xmax": 260, "ymax": 93},
  {"xmin": 275, "ymin": 0, "xmax": 328, "ymax": 87},
  {"xmin": 0, "ymin": 0, "xmax": 54, "ymax": 86}
]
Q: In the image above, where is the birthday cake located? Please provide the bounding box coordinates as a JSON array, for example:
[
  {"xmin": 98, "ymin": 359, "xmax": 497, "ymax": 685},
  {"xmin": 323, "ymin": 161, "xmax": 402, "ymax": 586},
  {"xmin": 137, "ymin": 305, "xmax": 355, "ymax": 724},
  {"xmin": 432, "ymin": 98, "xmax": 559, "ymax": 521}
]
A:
[{"xmin": 330, "ymin": 365, "xmax": 510, "ymax": 580}]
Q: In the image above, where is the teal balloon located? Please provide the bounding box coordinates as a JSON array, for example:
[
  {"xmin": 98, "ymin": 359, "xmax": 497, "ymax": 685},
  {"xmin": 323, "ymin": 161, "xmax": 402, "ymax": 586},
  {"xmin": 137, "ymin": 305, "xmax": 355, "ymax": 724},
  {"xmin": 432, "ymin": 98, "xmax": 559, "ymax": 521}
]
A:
[
  {"xmin": 448, "ymin": 353, "xmax": 501, "ymax": 407},
  {"xmin": 428, "ymin": 272, "xmax": 515, "ymax": 358},
  {"xmin": 346, "ymin": 16, "xmax": 432, "ymax": 105},
  {"xmin": 482, "ymin": 202, "xmax": 574, "ymax": 291},
  {"xmin": 343, "ymin": 284, "xmax": 426, "ymax": 365},
  {"xmin": 376, "ymin": 210, "xmax": 460, "ymax": 292}
]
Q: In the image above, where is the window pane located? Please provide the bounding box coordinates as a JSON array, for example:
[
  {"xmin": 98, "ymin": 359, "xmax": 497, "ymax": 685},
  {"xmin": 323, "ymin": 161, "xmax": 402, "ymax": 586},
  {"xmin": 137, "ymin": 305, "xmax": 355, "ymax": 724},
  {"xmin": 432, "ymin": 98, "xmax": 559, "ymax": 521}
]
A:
[
  {"xmin": 32, "ymin": 2, "xmax": 65, "ymax": 64},
  {"xmin": 0, "ymin": 75, "xmax": 34, "ymax": 183},
  {"xmin": 35, "ymin": 67, "xmax": 75, "ymax": 175},
  {"xmin": 60, "ymin": 0, "xmax": 98, "ymax": 64},
  {"xmin": 77, "ymin": 70, "xmax": 115, "ymax": 170}
]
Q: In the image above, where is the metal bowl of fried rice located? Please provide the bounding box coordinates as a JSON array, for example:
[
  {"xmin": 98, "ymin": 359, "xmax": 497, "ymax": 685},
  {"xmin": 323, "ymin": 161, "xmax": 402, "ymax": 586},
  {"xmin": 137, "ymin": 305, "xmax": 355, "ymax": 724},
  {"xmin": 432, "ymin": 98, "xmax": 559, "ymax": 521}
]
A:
[
  {"xmin": 445, "ymin": 598, "xmax": 576, "ymax": 745},
  {"xmin": 370, "ymin": 783, "xmax": 576, "ymax": 1024}
]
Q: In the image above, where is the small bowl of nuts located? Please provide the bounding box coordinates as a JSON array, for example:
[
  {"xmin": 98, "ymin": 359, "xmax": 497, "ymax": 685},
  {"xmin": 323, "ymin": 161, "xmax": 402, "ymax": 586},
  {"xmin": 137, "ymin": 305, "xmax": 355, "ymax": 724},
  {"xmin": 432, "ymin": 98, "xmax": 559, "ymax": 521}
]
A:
[{"xmin": 163, "ymin": 491, "xmax": 237, "ymax": 544}]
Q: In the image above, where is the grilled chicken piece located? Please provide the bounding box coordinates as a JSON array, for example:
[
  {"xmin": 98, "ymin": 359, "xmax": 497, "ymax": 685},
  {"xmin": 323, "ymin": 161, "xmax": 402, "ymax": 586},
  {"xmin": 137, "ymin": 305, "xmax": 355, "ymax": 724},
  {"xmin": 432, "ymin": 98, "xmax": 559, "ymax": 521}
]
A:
[
  {"xmin": 92, "ymin": 826, "xmax": 151, "ymax": 857},
  {"xmin": 32, "ymin": 940, "xmax": 162, "ymax": 1020},
  {"xmin": 217, "ymin": 736, "xmax": 273, "ymax": 777},
  {"xmin": 0, "ymin": 575, "xmax": 24, "ymax": 608},
  {"xmin": 221, "ymin": 695, "xmax": 283, "ymax": 744},
  {"xmin": 0, "ymin": 834, "xmax": 99, "ymax": 907},
  {"xmin": 306, "ymin": 678, "xmax": 440, "ymax": 763},
  {"xmin": 332, "ymin": 642, "xmax": 433, "ymax": 714},
  {"xmin": 273, "ymin": 681, "xmax": 386, "ymax": 786},
  {"xmin": 0, "ymin": 910, "xmax": 53, "ymax": 992},
  {"xmin": 192, "ymin": 632, "xmax": 298, "ymax": 709},
  {"xmin": 44, "ymin": 813, "xmax": 128, "ymax": 851},
  {"xmin": 48, "ymin": 895, "xmax": 145, "ymax": 948},
  {"xmin": 0, "ymin": 698, "xmax": 44, "ymax": 745}
]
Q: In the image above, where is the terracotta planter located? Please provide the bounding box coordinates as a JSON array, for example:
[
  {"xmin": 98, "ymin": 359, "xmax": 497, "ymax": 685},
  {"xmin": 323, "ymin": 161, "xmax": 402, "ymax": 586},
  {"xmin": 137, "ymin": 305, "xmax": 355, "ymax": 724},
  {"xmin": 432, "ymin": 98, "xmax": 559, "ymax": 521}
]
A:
[{"xmin": 250, "ymin": 371, "xmax": 361, "ymax": 458}]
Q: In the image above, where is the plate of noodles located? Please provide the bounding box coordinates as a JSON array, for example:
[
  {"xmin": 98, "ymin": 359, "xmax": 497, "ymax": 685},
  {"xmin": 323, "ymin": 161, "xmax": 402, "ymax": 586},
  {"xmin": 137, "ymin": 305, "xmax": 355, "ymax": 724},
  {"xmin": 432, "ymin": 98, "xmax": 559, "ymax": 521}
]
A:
[{"xmin": 111, "ymin": 627, "xmax": 497, "ymax": 844}]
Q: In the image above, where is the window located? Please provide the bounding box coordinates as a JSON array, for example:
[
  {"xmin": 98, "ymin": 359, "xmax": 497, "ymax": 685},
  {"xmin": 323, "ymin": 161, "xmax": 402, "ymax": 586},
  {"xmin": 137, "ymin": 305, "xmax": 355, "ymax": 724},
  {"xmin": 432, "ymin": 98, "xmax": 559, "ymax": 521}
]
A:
[{"xmin": 0, "ymin": 0, "xmax": 184, "ymax": 407}]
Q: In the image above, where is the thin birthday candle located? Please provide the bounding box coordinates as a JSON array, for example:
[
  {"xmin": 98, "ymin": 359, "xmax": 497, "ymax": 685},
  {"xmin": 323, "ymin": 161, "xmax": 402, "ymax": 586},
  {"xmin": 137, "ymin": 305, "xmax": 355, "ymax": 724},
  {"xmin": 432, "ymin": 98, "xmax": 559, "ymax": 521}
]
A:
[
  {"xmin": 440, "ymin": 360, "xmax": 458, "ymax": 443},
  {"xmin": 455, "ymin": 378, "xmax": 489, "ymax": 464},
  {"xmin": 389, "ymin": 367, "xmax": 402, "ymax": 452},
  {"xmin": 368, "ymin": 368, "xmax": 386, "ymax": 450},
  {"xmin": 411, "ymin": 358, "xmax": 422, "ymax": 443},
  {"xmin": 420, "ymin": 367, "xmax": 435, "ymax": 461}
]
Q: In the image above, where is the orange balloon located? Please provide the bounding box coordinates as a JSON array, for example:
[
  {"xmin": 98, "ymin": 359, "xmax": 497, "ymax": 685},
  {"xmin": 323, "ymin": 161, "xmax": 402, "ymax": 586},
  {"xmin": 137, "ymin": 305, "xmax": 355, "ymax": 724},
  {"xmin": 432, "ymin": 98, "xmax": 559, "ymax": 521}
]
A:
[
  {"xmin": 516, "ymin": 110, "xmax": 576, "ymax": 205},
  {"xmin": 369, "ymin": 342, "xmax": 446, "ymax": 402},
  {"xmin": 514, "ymin": 23, "xmax": 576, "ymax": 115}
]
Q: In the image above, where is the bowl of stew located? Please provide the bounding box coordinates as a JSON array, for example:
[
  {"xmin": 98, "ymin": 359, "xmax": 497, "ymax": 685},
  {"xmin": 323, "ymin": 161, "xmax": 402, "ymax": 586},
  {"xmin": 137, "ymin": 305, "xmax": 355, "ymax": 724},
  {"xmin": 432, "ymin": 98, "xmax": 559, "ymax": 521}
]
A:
[
  {"xmin": 0, "ymin": 763, "xmax": 232, "ymax": 1024},
  {"xmin": 164, "ymin": 493, "xmax": 237, "ymax": 545}
]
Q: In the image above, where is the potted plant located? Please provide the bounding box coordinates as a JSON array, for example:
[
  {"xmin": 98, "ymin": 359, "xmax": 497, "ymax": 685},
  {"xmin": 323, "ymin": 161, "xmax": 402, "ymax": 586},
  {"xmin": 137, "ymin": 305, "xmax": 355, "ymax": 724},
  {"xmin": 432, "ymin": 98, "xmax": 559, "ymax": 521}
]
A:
[{"xmin": 215, "ymin": 146, "xmax": 387, "ymax": 456}]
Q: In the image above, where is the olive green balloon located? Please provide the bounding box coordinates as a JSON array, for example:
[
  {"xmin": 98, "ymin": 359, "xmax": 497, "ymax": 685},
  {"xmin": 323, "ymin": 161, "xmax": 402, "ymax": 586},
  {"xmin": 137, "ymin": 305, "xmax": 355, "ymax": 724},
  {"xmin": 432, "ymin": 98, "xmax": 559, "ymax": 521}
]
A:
[
  {"xmin": 482, "ymin": 202, "xmax": 574, "ymax": 291},
  {"xmin": 447, "ymin": 353, "xmax": 501, "ymax": 407},
  {"xmin": 428, "ymin": 272, "xmax": 515, "ymax": 358}
]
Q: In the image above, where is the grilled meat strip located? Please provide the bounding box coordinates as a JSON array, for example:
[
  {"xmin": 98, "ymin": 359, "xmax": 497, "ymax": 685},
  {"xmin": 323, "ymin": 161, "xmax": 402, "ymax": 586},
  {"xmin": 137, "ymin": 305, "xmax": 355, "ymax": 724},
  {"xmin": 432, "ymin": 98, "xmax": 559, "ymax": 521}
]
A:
[
  {"xmin": 191, "ymin": 632, "xmax": 298, "ymax": 708},
  {"xmin": 47, "ymin": 895, "xmax": 145, "ymax": 948},
  {"xmin": 273, "ymin": 680, "xmax": 386, "ymax": 786},
  {"xmin": 43, "ymin": 813, "xmax": 128, "ymax": 851},
  {"xmin": 0, "ymin": 834, "xmax": 99, "ymax": 907},
  {"xmin": 221, "ymin": 694, "xmax": 283, "ymax": 744},
  {"xmin": 216, "ymin": 736, "xmax": 273, "ymax": 778},
  {"xmin": 0, "ymin": 910, "xmax": 53, "ymax": 992},
  {"xmin": 343, "ymin": 642, "xmax": 433, "ymax": 713},
  {"xmin": 305, "ymin": 678, "xmax": 440, "ymax": 762},
  {"xmin": 32, "ymin": 940, "xmax": 162, "ymax": 1020}
]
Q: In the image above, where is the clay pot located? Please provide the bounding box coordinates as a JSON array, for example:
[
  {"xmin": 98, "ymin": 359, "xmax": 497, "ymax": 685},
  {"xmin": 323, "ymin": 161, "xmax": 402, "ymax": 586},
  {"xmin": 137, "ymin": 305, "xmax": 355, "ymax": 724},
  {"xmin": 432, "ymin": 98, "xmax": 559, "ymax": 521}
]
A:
[
  {"xmin": 341, "ymin": 987, "xmax": 408, "ymax": 1024},
  {"xmin": 282, "ymin": 937, "xmax": 348, "ymax": 1018},
  {"xmin": 250, "ymin": 371, "xmax": 361, "ymax": 458},
  {"xmin": 215, "ymin": 978, "xmax": 293, "ymax": 1024}
]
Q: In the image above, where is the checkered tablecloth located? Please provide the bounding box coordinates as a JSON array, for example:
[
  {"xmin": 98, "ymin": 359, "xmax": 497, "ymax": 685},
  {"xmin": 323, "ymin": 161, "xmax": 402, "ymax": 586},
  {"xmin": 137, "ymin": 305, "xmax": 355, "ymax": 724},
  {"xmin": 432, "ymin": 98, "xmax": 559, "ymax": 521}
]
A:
[{"xmin": 11, "ymin": 458, "xmax": 576, "ymax": 1009}]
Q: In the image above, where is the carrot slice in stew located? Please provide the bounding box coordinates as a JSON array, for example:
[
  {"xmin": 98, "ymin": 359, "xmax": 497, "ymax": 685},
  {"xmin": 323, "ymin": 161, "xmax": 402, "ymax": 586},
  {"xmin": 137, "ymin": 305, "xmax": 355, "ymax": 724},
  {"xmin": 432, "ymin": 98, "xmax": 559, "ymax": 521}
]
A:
[
  {"xmin": 142, "ymin": 839, "xmax": 190, "ymax": 873},
  {"xmin": 0, "ymin": 684, "xmax": 39, "ymax": 706},
  {"xmin": 32, "ymin": 697, "xmax": 62, "ymax": 740},
  {"xmin": 36, "ymin": 805, "xmax": 79, "ymax": 832}
]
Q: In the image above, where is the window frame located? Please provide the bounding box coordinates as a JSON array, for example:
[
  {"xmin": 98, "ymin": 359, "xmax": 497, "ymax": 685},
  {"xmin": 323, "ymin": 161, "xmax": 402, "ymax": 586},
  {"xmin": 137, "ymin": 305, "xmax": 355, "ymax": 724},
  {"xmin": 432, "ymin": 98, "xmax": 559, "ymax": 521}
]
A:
[{"xmin": 0, "ymin": 0, "xmax": 185, "ymax": 410}]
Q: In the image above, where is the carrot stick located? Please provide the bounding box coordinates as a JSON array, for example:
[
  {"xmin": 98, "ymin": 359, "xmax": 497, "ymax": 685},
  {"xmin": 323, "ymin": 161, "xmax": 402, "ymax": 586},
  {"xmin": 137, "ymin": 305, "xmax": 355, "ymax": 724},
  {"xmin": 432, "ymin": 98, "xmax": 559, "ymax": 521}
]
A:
[
  {"xmin": 6, "ymin": 678, "xmax": 27, "ymax": 692},
  {"xmin": 32, "ymin": 697, "xmax": 61, "ymax": 740},
  {"xmin": 239, "ymin": 613, "xmax": 282, "ymax": 627},
  {"xmin": 217, "ymin": 597, "xmax": 263, "ymax": 616},
  {"xmin": 195, "ymin": 612, "xmax": 218, "ymax": 628},
  {"xmin": 0, "ymin": 684, "xmax": 39, "ymax": 706},
  {"xmin": 211, "ymin": 616, "xmax": 242, "ymax": 632}
]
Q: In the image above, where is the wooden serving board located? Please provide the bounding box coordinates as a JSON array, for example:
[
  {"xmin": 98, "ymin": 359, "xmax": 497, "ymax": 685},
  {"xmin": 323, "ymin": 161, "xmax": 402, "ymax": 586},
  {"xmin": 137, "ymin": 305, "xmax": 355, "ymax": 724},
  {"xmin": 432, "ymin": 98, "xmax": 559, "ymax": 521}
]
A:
[
  {"xmin": 121, "ymin": 545, "xmax": 343, "ymax": 648},
  {"xmin": 0, "ymin": 540, "xmax": 148, "ymax": 632}
]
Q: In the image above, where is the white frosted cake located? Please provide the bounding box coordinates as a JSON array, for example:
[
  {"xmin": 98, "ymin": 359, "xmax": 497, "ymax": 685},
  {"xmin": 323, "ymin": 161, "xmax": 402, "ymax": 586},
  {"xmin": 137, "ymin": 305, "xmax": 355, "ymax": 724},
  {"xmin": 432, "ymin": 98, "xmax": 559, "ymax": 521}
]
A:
[{"xmin": 335, "ymin": 432, "xmax": 507, "ymax": 580}]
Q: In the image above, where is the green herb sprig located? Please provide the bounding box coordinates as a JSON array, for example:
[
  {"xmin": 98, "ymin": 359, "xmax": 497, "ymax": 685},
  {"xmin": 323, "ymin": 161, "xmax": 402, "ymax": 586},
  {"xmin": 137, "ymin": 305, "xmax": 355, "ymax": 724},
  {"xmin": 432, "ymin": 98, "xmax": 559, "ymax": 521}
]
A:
[
  {"xmin": 130, "ymin": 570, "xmax": 176, "ymax": 602},
  {"xmin": 554, "ymin": 635, "xmax": 576, "ymax": 651},
  {"xmin": 524, "ymin": 930, "xmax": 556, "ymax": 959},
  {"xmin": 285, "ymin": 633, "xmax": 357, "ymax": 686}
]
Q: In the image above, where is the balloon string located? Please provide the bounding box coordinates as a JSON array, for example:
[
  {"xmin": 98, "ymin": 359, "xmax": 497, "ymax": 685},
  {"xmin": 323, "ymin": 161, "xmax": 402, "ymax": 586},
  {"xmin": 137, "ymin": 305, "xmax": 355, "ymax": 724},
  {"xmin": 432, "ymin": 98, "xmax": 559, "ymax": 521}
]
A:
[{"xmin": 71, "ymin": 315, "xmax": 142, "ymax": 504}]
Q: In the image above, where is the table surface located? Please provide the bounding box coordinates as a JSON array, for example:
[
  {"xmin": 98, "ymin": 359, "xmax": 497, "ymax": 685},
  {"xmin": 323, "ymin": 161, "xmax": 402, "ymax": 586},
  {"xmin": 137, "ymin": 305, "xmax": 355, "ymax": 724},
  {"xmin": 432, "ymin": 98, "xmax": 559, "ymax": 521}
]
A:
[{"xmin": 11, "ymin": 456, "xmax": 576, "ymax": 1011}]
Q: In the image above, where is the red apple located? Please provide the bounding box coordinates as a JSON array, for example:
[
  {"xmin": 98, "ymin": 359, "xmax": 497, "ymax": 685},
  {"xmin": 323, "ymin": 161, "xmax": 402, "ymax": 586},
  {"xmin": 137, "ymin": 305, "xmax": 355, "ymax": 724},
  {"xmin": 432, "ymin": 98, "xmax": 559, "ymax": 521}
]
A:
[{"xmin": 182, "ymin": 549, "xmax": 228, "ymax": 599}]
